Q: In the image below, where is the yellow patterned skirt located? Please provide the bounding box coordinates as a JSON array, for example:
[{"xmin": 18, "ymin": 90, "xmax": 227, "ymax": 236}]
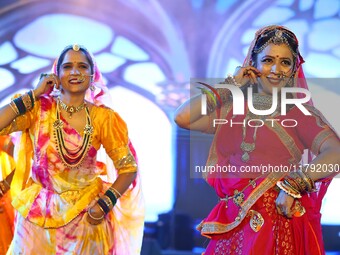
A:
[{"xmin": 7, "ymin": 212, "xmax": 115, "ymax": 255}]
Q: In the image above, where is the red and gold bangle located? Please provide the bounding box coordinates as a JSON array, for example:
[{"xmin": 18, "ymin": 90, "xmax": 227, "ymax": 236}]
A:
[
  {"xmin": 276, "ymin": 180, "xmax": 302, "ymax": 198},
  {"xmin": 297, "ymin": 170, "xmax": 316, "ymax": 192}
]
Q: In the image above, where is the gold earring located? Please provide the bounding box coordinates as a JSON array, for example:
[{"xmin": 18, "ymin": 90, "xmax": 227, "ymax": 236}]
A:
[{"xmin": 90, "ymin": 83, "xmax": 95, "ymax": 91}]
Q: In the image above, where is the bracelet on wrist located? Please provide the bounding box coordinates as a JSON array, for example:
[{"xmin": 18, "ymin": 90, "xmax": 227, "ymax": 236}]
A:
[
  {"xmin": 10, "ymin": 90, "xmax": 36, "ymax": 116},
  {"xmin": 97, "ymin": 198, "xmax": 110, "ymax": 214},
  {"xmin": 3, "ymin": 179, "xmax": 10, "ymax": 189},
  {"xmin": 9, "ymin": 101, "xmax": 20, "ymax": 116},
  {"xmin": 101, "ymin": 195, "xmax": 113, "ymax": 209},
  {"xmin": 0, "ymin": 181, "xmax": 8, "ymax": 195},
  {"xmin": 105, "ymin": 189, "xmax": 117, "ymax": 206},
  {"xmin": 88, "ymin": 209, "xmax": 104, "ymax": 221},
  {"xmin": 13, "ymin": 96, "xmax": 26, "ymax": 115},
  {"xmin": 109, "ymin": 187, "xmax": 122, "ymax": 198},
  {"xmin": 276, "ymin": 180, "xmax": 302, "ymax": 199},
  {"xmin": 286, "ymin": 169, "xmax": 316, "ymax": 193},
  {"xmin": 224, "ymin": 74, "xmax": 242, "ymax": 87}
]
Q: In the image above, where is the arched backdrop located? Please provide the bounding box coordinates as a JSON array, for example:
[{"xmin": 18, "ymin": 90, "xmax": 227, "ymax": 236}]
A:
[{"xmin": 0, "ymin": 0, "xmax": 339, "ymax": 249}]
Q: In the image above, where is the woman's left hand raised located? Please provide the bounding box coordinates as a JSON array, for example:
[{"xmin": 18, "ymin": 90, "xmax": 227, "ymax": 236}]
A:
[{"xmin": 275, "ymin": 190, "xmax": 295, "ymax": 218}]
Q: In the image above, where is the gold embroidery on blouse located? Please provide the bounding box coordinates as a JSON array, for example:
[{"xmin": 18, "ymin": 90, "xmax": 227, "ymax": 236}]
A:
[
  {"xmin": 304, "ymin": 104, "xmax": 328, "ymax": 128},
  {"xmin": 116, "ymin": 153, "xmax": 136, "ymax": 168},
  {"xmin": 264, "ymin": 120, "xmax": 301, "ymax": 164},
  {"xmin": 311, "ymin": 129, "xmax": 334, "ymax": 155},
  {"xmin": 111, "ymin": 146, "xmax": 137, "ymax": 173}
]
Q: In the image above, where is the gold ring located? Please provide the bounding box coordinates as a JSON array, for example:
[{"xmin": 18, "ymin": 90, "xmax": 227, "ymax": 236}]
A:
[
  {"xmin": 40, "ymin": 73, "xmax": 56, "ymax": 80},
  {"xmin": 39, "ymin": 73, "xmax": 48, "ymax": 80},
  {"xmin": 244, "ymin": 70, "xmax": 251, "ymax": 76}
]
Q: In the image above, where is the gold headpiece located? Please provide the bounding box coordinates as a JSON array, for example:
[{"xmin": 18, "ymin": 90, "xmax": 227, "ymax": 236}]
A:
[{"xmin": 253, "ymin": 28, "xmax": 297, "ymax": 57}]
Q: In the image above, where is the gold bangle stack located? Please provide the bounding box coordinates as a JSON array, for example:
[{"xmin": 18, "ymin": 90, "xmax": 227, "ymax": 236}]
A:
[
  {"xmin": 0, "ymin": 180, "xmax": 9, "ymax": 196},
  {"xmin": 101, "ymin": 195, "xmax": 114, "ymax": 210},
  {"xmin": 286, "ymin": 170, "xmax": 316, "ymax": 193},
  {"xmin": 300, "ymin": 171, "xmax": 316, "ymax": 192},
  {"xmin": 224, "ymin": 74, "xmax": 242, "ymax": 87},
  {"xmin": 22, "ymin": 93, "xmax": 33, "ymax": 111},
  {"xmin": 9, "ymin": 90, "xmax": 36, "ymax": 116},
  {"xmin": 276, "ymin": 180, "xmax": 302, "ymax": 198},
  {"xmin": 276, "ymin": 169, "xmax": 316, "ymax": 198},
  {"xmin": 30, "ymin": 90, "xmax": 36, "ymax": 104},
  {"xmin": 9, "ymin": 101, "xmax": 20, "ymax": 116},
  {"xmin": 109, "ymin": 186, "xmax": 122, "ymax": 198}
]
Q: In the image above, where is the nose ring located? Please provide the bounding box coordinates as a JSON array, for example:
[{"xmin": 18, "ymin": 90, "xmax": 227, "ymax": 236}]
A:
[{"xmin": 278, "ymin": 71, "xmax": 286, "ymax": 79}]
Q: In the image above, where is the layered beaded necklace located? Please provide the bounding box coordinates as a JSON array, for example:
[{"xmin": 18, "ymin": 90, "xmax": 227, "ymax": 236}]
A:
[{"xmin": 53, "ymin": 98, "xmax": 94, "ymax": 168}]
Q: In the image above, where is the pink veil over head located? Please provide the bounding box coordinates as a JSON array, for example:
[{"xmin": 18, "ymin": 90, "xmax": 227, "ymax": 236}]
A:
[
  {"xmin": 51, "ymin": 46, "xmax": 111, "ymax": 106},
  {"xmin": 52, "ymin": 45, "xmax": 145, "ymax": 254}
]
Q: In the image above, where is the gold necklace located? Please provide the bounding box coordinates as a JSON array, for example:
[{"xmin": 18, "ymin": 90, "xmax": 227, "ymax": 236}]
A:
[
  {"xmin": 240, "ymin": 115, "xmax": 259, "ymax": 162},
  {"xmin": 53, "ymin": 100, "xmax": 94, "ymax": 168},
  {"xmin": 240, "ymin": 93, "xmax": 277, "ymax": 162},
  {"xmin": 59, "ymin": 98, "xmax": 86, "ymax": 118}
]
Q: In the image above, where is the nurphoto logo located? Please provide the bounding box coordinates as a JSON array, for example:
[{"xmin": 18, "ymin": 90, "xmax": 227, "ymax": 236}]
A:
[{"xmin": 200, "ymin": 84, "xmax": 312, "ymax": 128}]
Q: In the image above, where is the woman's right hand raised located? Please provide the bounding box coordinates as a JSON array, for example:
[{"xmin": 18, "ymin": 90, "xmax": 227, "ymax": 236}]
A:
[
  {"xmin": 33, "ymin": 73, "xmax": 60, "ymax": 98},
  {"xmin": 233, "ymin": 66, "xmax": 262, "ymax": 87}
]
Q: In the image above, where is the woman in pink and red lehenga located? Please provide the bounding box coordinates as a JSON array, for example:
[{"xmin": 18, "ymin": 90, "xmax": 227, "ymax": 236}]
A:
[
  {"xmin": 175, "ymin": 25, "xmax": 340, "ymax": 255},
  {"xmin": 0, "ymin": 44, "xmax": 144, "ymax": 255}
]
